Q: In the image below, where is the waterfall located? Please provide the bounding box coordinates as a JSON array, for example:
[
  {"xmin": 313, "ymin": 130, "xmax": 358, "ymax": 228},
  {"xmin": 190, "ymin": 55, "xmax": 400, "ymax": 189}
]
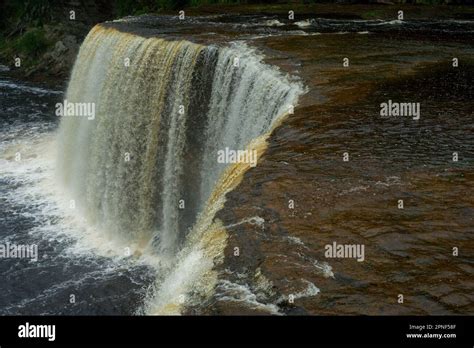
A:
[{"xmin": 57, "ymin": 24, "xmax": 304, "ymax": 312}]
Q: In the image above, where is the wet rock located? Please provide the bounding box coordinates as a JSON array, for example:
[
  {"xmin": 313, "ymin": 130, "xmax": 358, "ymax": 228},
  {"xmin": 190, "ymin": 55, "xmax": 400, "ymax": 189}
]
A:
[{"xmin": 41, "ymin": 34, "xmax": 79, "ymax": 77}]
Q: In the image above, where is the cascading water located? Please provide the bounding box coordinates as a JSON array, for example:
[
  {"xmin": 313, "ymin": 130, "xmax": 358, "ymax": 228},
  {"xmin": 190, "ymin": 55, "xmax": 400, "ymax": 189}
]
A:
[{"xmin": 57, "ymin": 24, "xmax": 304, "ymax": 313}]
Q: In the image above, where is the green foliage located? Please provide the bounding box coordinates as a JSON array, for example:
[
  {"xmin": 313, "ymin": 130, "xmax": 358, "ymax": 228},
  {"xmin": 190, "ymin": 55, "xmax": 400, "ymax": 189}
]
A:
[
  {"xmin": 115, "ymin": 0, "xmax": 242, "ymax": 14},
  {"xmin": 115, "ymin": 0, "xmax": 183, "ymax": 15},
  {"xmin": 0, "ymin": 27, "xmax": 51, "ymax": 63},
  {"xmin": 362, "ymin": 10, "xmax": 383, "ymax": 19},
  {"xmin": 160, "ymin": 0, "xmax": 185, "ymax": 9},
  {"xmin": 187, "ymin": 0, "xmax": 242, "ymax": 6},
  {"xmin": 2, "ymin": 0, "xmax": 53, "ymax": 29},
  {"xmin": 0, "ymin": 36, "xmax": 6, "ymax": 52},
  {"xmin": 13, "ymin": 28, "xmax": 50, "ymax": 57},
  {"xmin": 116, "ymin": 0, "xmax": 139, "ymax": 16}
]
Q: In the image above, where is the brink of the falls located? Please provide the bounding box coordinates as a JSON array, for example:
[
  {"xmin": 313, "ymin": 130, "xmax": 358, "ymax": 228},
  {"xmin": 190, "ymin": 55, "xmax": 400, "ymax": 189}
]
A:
[{"xmin": 57, "ymin": 24, "xmax": 304, "ymax": 313}]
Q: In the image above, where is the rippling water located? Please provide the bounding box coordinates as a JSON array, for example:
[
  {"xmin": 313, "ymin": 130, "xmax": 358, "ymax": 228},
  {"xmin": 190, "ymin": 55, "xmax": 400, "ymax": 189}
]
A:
[{"xmin": 208, "ymin": 58, "xmax": 474, "ymax": 315}]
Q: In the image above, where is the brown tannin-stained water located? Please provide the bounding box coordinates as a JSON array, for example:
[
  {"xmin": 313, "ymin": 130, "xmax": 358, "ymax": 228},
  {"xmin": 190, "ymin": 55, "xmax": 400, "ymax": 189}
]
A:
[{"xmin": 208, "ymin": 33, "xmax": 474, "ymax": 315}]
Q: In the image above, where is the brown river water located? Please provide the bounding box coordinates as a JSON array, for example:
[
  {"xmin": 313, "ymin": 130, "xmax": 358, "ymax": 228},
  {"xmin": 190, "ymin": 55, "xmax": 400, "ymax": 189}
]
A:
[{"xmin": 200, "ymin": 24, "xmax": 474, "ymax": 315}]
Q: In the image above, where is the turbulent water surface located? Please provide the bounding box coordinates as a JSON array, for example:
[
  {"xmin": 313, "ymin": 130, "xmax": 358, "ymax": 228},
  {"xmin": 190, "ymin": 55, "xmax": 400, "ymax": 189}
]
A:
[{"xmin": 0, "ymin": 15, "xmax": 473, "ymax": 315}]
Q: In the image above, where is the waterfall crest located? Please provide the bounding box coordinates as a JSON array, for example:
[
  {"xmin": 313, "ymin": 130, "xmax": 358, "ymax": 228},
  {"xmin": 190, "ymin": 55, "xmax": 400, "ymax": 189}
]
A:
[{"xmin": 57, "ymin": 24, "xmax": 304, "ymax": 312}]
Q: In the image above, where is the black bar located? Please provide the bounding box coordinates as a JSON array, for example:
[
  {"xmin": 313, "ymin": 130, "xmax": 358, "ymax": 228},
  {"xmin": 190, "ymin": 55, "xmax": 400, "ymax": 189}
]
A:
[{"xmin": 0, "ymin": 316, "xmax": 472, "ymax": 346}]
